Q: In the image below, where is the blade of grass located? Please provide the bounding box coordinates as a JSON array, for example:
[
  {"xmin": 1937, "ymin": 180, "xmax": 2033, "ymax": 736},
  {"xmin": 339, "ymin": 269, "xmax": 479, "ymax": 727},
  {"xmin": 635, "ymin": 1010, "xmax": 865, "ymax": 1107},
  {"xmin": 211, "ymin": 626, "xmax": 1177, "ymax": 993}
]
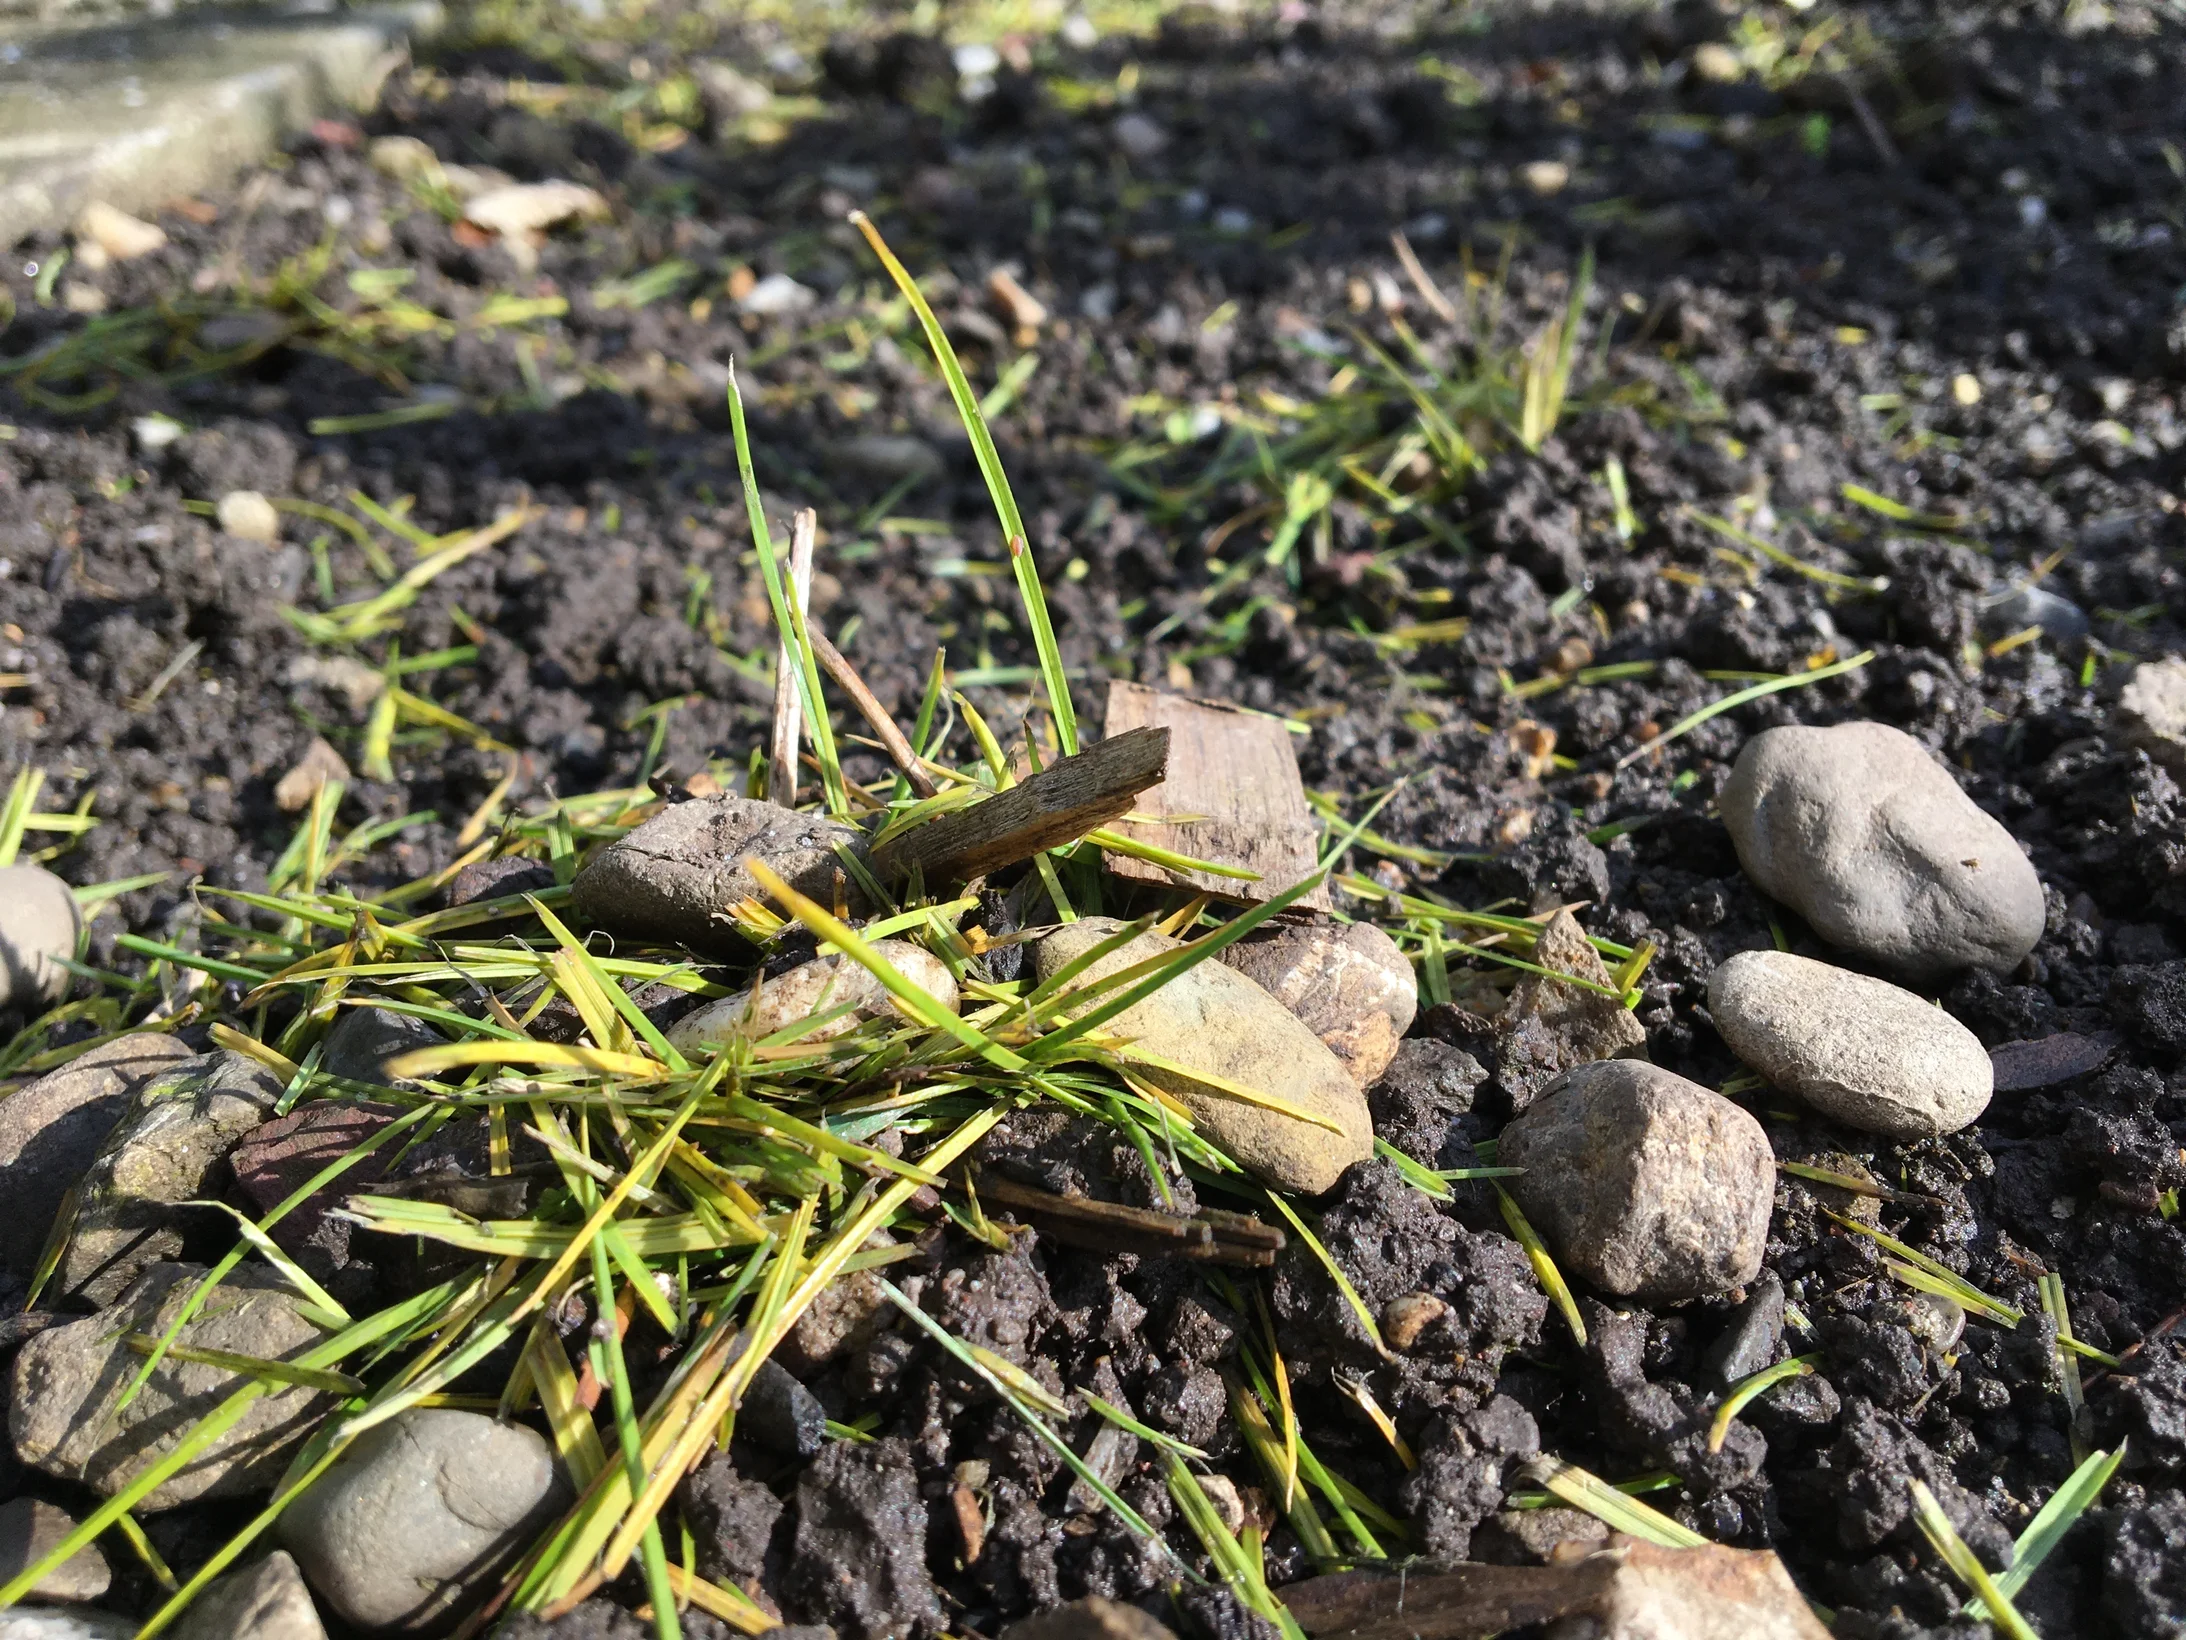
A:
[
  {"xmin": 848, "ymin": 211, "xmax": 1076, "ymax": 755},
  {"xmin": 1524, "ymin": 1456, "xmax": 1706, "ymax": 1549},
  {"xmin": 1613, "ymin": 649, "xmax": 1875, "ymax": 771},
  {"xmin": 1909, "ymin": 1479, "xmax": 2038, "ymax": 1640},
  {"xmin": 1495, "ymin": 1182, "xmax": 1586, "ymax": 1345},
  {"xmin": 1707, "ymin": 1355, "xmax": 1819, "ymax": 1453},
  {"xmin": 1970, "ymin": 1444, "xmax": 2125, "ymax": 1617}
]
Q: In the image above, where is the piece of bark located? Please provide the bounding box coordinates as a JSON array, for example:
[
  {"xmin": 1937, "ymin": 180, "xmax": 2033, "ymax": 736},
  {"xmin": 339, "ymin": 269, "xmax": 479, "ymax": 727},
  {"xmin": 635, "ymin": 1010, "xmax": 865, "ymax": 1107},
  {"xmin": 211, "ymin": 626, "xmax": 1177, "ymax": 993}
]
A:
[
  {"xmin": 767, "ymin": 510, "xmax": 817, "ymax": 809},
  {"xmin": 1099, "ymin": 681, "xmax": 1328, "ymax": 908},
  {"xmin": 870, "ymin": 727, "xmax": 1169, "ymax": 886}
]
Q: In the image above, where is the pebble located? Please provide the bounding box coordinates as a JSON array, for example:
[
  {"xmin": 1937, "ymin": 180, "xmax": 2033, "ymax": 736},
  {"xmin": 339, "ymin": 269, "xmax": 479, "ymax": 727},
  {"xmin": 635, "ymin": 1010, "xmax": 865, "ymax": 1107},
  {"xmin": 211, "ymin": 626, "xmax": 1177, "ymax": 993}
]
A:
[
  {"xmin": 0, "ymin": 1498, "xmax": 109, "ymax": 1602},
  {"xmin": 1707, "ymin": 950, "xmax": 1992, "ymax": 1139},
  {"xmin": 740, "ymin": 272, "xmax": 818, "ymax": 316},
  {"xmin": 1720, "ymin": 721, "xmax": 2045, "ymax": 979},
  {"xmin": 461, "ymin": 180, "xmax": 607, "ymax": 240},
  {"xmin": 0, "ymin": 1032, "xmax": 196, "ymax": 1278},
  {"xmin": 168, "ymin": 1551, "xmax": 325, "ymax": 1640},
  {"xmin": 443, "ymin": 856, "xmax": 557, "ymax": 908},
  {"xmin": 1110, "ymin": 112, "xmax": 1168, "ymax": 162},
  {"xmin": 0, "ymin": 1610, "xmax": 135, "ymax": 1638},
  {"xmin": 75, "ymin": 201, "xmax": 166, "ymax": 261},
  {"xmin": 1988, "ymin": 1031, "xmax": 2112, "ymax": 1092},
  {"xmin": 2120, "ymin": 655, "xmax": 2186, "ymax": 778},
  {"xmin": 829, "ymin": 433, "xmax": 943, "ymax": 486},
  {"xmin": 320, "ymin": 1005, "xmax": 444, "ymax": 1088},
  {"xmin": 999, "ymin": 1604, "xmax": 1178, "ymax": 1640},
  {"xmin": 217, "ymin": 489, "xmax": 281, "ymax": 543},
  {"xmin": 0, "ymin": 864, "xmax": 83, "ymax": 1013},
  {"xmin": 668, "ymin": 942, "xmax": 958, "ymax": 1052},
  {"xmin": 1033, "ymin": 918, "xmax": 1374, "ymax": 1194},
  {"xmin": 1494, "ymin": 909, "xmax": 1650, "ymax": 1108},
  {"xmin": 691, "ymin": 59, "xmax": 772, "ymax": 123},
  {"xmin": 1520, "ymin": 160, "xmax": 1570, "ymax": 195},
  {"xmin": 1704, "ymin": 1272, "xmax": 1785, "ymax": 1386},
  {"xmin": 12, "ymin": 1263, "xmax": 341, "ymax": 1509},
  {"xmin": 740, "ymin": 1358, "xmax": 826, "ymax": 1459},
  {"xmin": 227, "ymin": 1100, "xmax": 401, "ymax": 1261},
  {"xmin": 281, "ymin": 1409, "xmax": 570, "ymax": 1632},
  {"xmin": 367, "ymin": 134, "xmax": 440, "ymax": 179},
  {"xmin": 1499, "ymin": 1061, "xmax": 1775, "ymax": 1302},
  {"xmin": 274, "ymin": 736, "xmax": 349, "ymax": 812},
  {"xmin": 1218, "ymin": 916, "xmax": 1418, "ymax": 1088},
  {"xmin": 572, "ymin": 795, "xmax": 872, "ymax": 954},
  {"xmin": 57, "ymin": 1049, "xmax": 283, "ymax": 1303}
]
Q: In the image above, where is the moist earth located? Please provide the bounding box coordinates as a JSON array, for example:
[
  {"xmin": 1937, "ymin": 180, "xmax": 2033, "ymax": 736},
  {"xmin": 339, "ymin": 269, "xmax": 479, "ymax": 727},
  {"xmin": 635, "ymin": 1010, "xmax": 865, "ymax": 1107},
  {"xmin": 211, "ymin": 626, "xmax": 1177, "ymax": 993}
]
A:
[{"xmin": 2, "ymin": 0, "xmax": 2185, "ymax": 1636}]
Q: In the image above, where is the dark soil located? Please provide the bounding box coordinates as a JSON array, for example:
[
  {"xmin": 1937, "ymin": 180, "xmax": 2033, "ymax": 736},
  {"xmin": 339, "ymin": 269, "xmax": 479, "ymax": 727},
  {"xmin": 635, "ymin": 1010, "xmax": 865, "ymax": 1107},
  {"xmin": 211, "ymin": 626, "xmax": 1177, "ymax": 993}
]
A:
[{"xmin": 4, "ymin": 0, "xmax": 2186, "ymax": 1635}]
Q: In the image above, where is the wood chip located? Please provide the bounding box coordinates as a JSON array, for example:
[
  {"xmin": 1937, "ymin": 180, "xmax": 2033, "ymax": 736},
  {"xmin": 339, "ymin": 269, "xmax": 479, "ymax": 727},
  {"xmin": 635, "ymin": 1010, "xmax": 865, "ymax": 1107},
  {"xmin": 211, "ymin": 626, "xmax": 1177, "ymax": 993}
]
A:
[
  {"xmin": 869, "ymin": 726, "xmax": 1169, "ymax": 886},
  {"xmin": 1100, "ymin": 680, "xmax": 1327, "ymax": 908}
]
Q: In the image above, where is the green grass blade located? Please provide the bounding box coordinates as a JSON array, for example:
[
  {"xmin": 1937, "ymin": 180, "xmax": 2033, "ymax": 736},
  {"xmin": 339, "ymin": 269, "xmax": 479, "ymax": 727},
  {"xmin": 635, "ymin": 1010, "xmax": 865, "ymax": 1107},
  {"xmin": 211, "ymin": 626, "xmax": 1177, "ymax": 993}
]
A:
[
  {"xmin": 1525, "ymin": 1456, "xmax": 1705, "ymax": 1549},
  {"xmin": 1707, "ymin": 1354, "xmax": 1819, "ymax": 1453},
  {"xmin": 1910, "ymin": 1479, "xmax": 2038, "ymax": 1640},
  {"xmin": 1495, "ymin": 1182, "xmax": 1587, "ymax": 1346},
  {"xmin": 849, "ymin": 211, "xmax": 1077, "ymax": 755},
  {"xmin": 1972, "ymin": 1444, "xmax": 2125, "ymax": 1616},
  {"xmin": 1613, "ymin": 650, "xmax": 1875, "ymax": 772}
]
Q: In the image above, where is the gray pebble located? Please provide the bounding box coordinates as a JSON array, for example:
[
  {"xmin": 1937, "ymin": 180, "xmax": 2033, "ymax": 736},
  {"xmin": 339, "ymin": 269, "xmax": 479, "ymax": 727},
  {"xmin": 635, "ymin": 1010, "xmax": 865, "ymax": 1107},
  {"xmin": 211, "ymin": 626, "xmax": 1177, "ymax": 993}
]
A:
[
  {"xmin": 0, "ymin": 1498, "xmax": 109, "ymax": 1602},
  {"xmin": 1499, "ymin": 1061, "xmax": 1775, "ymax": 1302},
  {"xmin": 572, "ymin": 796, "xmax": 871, "ymax": 954},
  {"xmin": 741, "ymin": 1357, "xmax": 826, "ymax": 1459},
  {"xmin": 828, "ymin": 433, "xmax": 943, "ymax": 486},
  {"xmin": 1721, "ymin": 721, "xmax": 2044, "ymax": 979},
  {"xmin": 12, "ymin": 1263, "xmax": 340, "ymax": 1509},
  {"xmin": 281, "ymin": 1408, "xmax": 569, "ymax": 1633},
  {"xmin": 1704, "ymin": 1273, "xmax": 1786, "ymax": 1387},
  {"xmin": 169, "ymin": 1550, "xmax": 326, "ymax": 1640},
  {"xmin": 321, "ymin": 1005, "xmax": 445, "ymax": 1089},
  {"xmin": 0, "ymin": 1033, "xmax": 199, "ymax": 1279},
  {"xmin": 0, "ymin": 865, "xmax": 82, "ymax": 1013},
  {"xmin": 1707, "ymin": 950, "xmax": 1991, "ymax": 1139}
]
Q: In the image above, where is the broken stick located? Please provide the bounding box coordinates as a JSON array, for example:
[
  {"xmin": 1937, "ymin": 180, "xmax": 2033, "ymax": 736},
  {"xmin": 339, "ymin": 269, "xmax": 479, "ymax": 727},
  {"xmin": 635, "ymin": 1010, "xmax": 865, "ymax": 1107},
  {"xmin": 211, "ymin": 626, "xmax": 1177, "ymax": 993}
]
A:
[
  {"xmin": 808, "ymin": 629, "xmax": 939, "ymax": 799},
  {"xmin": 869, "ymin": 726, "xmax": 1170, "ymax": 885},
  {"xmin": 766, "ymin": 509, "xmax": 817, "ymax": 808}
]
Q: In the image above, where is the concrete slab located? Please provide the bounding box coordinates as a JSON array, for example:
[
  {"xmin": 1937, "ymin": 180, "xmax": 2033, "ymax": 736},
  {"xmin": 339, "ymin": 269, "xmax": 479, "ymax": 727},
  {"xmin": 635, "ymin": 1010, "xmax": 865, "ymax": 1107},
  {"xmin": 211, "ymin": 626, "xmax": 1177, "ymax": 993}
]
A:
[{"xmin": 0, "ymin": 0, "xmax": 440, "ymax": 246}]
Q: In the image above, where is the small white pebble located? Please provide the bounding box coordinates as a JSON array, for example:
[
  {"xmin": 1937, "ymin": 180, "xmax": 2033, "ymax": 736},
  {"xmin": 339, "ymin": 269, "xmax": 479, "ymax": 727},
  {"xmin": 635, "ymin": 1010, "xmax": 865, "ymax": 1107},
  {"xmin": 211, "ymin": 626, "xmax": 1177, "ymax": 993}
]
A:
[{"xmin": 217, "ymin": 489, "xmax": 280, "ymax": 544}]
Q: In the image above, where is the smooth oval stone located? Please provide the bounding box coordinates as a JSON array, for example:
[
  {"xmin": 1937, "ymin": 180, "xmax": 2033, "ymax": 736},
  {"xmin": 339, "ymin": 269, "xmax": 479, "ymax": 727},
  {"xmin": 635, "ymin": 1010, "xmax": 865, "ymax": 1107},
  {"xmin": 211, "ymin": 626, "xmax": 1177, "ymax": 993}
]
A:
[
  {"xmin": 1707, "ymin": 950, "xmax": 1992, "ymax": 1139},
  {"xmin": 281, "ymin": 1409, "xmax": 569, "ymax": 1633},
  {"xmin": 1721, "ymin": 721, "xmax": 2044, "ymax": 979},
  {"xmin": 0, "ymin": 864, "xmax": 83, "ymax": 1012},
  {"xmin": 1499, "ymin": 1061, "xmax": 1774, "ymax": 1302},
  {"xmin": 667, "ymin": 941, "xmax": 958, "ymax": 1051},
  {"xmin": 1032, "ymin": 918, "xmax": 1373, "ymax": 1195},
  {"xmin": 1218, "ymin": 915, "xmax": 1418, "ymax": 1087}
]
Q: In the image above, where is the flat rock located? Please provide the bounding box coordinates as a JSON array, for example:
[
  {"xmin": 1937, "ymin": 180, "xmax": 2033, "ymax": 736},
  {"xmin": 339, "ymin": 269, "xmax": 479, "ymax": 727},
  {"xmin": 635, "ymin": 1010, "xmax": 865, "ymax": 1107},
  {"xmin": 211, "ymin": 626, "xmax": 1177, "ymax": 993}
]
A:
[
  {"xmin": 2120, "ymin": 655, "xmax": 2186, "ymax": 778},
  {"xmin": 11, "ymin": 1262, "xmax": 341, "ymax": 1509},
  {"xmin": 0, "ymin": 864, "xmax": 82, "ymax": 1012},
  {"xmin": 1707, "ymin": 950, "xmax": 1993, "ymax": 1139},
  {"xmin": 1218, "ymin": 916, "xmax": 1417, "ymax": 1087},
  {"xmin": 572, "ymin": 796, "xmax": 871, "ymax": 954},
  {"xmin": 0, "ymin": 1497, "xmax": 110, "ymax": 1601},
  {"xmin": 1033, "ymin": 918, "xmax": 1374, "ymax": 1195},
  {"xmin": 1989, "ymin": 1032, "xmax": 2113, "ymax": 1092},
  {"xmin": 0, "ymin": 1031, "xmax": 198, "ymax": 1278},
  {"xmin": 227, "ymin": 1099, "xmax": 401, "ymax": 1259},
  {"xmin": 169, "ymin": 1550, "xmax": 326, "ymax": 1640},
  {"xmin": 1499, "ymin": 1061, "xmax": 1774, "ymax": 1302},
  {"xmin": 56, "ymin": 1049, "xmax": 283, "ymax": 1304},
  {"xmin": 667, "ymin": 942, "xmax": 958, "ymax": 1052},
  {"xmin": 1721, "ymin": 721, "xmax": 2044, "ymax": 979},
  {"xmin": 280, "ymin": 1408, "xmax": 569, "ymax": 1633},
  {"xmin": 0, "ymin": 1, "xmax": 442, "ymax": 247}
]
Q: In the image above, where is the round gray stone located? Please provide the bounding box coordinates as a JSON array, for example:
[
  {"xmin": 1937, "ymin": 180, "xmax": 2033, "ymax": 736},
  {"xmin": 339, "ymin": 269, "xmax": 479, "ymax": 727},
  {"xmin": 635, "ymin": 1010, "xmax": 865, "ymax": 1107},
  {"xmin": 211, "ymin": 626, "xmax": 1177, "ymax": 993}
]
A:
[
  {"xmin": 1707, "ymin": 950, "xmax": 1992, "ymax": 1139},
  {"xmin": 0, "ymin": 865, "xmax": 82, "ymax": 1013},
  {"xmin": 1498, "ymin": 1061, "xmax": 1775, "ymax": 1302},
  {"xmin": 1720, "ymin": 721, "xmax": 2044, "ymax": 979},
  {"xmin": 280, "ymin": 1408, "xmax": 570, "ymax": 1633}
]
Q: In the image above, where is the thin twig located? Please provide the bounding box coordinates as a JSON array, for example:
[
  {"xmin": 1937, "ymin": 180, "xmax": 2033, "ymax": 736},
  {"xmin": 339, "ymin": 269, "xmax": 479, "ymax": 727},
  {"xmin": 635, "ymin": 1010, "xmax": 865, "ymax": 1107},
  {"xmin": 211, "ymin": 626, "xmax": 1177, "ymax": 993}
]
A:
[
  {"xmin": 808, "ymin": 628, "xmax": 939, "ymax": 798},
  {"xmin": 1843, "ymin": 83, "xmax": 1901, "ymax": 167},
  {"xmin": 1390, "ymin": 230, "xmax": 1460, "ymax": 331},
  {"xmin": 767, "ymin": 510, "xmax": 816, "ymax": 807}
]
